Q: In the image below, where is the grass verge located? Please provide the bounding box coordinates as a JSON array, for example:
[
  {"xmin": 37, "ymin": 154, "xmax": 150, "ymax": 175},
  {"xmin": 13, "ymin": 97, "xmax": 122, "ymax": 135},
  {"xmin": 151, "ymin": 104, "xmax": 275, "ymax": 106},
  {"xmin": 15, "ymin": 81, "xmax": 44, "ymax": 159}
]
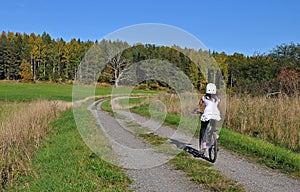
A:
[
  {"xmin": 0, "ymin": 100, "xmax": 69, "ymax": 190},
  {"xmin": 170, "ymin": 152, "xmax": 245, "ymax": 192},
  {"xmin": 139, "ymin": 133, "xmax": 168, "ymax": 146},
  {"xmin": 13, "ymin": 107, "xmax": 131, "ymax": 191},
  {"xmin": 101, "ymin": 99, "xmax": 113, "ymax": 113},
  {"xmin": 219, "ymin": 128, "xmax": 300, "ymax": 179},
  {"xmin": 118, "ymin": 97, "xmax": 146, "ymax": 108},
  {"xmin": 130, "ymin": 104, "xmax": 199, "ymax": 135}
]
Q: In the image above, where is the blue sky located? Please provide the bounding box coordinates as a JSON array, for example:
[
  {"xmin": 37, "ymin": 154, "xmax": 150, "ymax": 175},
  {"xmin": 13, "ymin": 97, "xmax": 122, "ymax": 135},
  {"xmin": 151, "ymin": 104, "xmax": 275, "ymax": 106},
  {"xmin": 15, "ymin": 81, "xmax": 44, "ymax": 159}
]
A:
[{"xmin": 0, "ymin": 0, "xmax": 299, "ymax": 55}]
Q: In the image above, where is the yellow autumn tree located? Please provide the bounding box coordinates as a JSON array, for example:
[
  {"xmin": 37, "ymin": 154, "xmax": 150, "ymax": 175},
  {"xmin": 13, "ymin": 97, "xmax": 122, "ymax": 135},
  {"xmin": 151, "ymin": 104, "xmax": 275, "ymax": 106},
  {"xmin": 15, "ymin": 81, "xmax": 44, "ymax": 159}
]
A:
[{"xmin": 19, "ymin": 59, "xmax": 33, "ymax": 82}]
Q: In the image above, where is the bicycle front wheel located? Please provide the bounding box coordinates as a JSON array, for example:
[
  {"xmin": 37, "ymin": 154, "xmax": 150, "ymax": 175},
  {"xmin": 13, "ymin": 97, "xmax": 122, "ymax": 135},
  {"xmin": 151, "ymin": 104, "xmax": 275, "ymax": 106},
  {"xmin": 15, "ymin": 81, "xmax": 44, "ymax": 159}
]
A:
[{"xmin": 208, "ymin": 140, "xmax": 218, "ymax": 163}]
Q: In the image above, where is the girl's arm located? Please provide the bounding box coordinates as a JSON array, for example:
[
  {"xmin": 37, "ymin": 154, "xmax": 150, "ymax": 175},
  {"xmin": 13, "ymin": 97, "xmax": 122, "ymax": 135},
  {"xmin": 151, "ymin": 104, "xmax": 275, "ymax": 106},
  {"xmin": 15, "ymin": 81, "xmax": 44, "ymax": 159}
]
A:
[
  {"xmin": 192, "ymin": 97, "xmax": 203, "ymax": 114},
  {"xmin": 197, "ymin": 97, "xmax": 204, "ymax": 109}
]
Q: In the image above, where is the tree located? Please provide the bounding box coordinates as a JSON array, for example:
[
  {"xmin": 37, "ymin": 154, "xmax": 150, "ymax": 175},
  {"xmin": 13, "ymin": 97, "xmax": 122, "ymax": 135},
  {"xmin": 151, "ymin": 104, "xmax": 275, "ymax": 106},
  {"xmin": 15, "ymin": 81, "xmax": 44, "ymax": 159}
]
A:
[
  {"xmin": 269, "ymin": 43, "xmax": 300, "ymax": 70},
  {"xmin": 213, "ymin": 52, "xmax": 229, "ymax": 85},
  {"xmin": 0, "ymin": 33, "xmax": 8, "ymax": 79},
  {"xmin": 19, "ymin": 59, "xmax": 33, "ymax": 82},
  {"xmin": 49, "ymin": 38, "xmax": 65, "ymax": 82},
  {"xmin": 277, "ymin": 69, "xmax": 299, "ymax": 95},
  {"xmin": 98, "ymin": 40, "xmax": 130, "ymax": 87},
  {"xmin": 7, "ymin": 43, "xmax": 21, "ymax": 80},
  {"xmin": 0, "ymin": 32, "xmax": 21, "ymax": 80}
]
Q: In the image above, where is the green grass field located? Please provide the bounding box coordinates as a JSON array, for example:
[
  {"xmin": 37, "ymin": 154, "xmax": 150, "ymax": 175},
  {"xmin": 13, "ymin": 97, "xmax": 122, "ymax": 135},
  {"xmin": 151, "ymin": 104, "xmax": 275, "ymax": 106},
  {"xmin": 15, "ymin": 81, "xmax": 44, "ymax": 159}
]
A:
[
  {"xmin": 0, "ymin": 82, "xmax": 75, "ymax": 101},
  {"xmin": 0, "ymin": 81, "xmax": 158, "ymax": 101}
]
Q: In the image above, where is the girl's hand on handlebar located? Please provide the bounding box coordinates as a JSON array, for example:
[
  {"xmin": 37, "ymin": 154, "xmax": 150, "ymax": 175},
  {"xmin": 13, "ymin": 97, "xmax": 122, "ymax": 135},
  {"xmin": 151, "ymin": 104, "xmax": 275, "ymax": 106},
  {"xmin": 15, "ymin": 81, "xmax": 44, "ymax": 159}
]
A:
[{"xmin": 191, "ymin": 109, "xmax": 203, "ymax": 114}]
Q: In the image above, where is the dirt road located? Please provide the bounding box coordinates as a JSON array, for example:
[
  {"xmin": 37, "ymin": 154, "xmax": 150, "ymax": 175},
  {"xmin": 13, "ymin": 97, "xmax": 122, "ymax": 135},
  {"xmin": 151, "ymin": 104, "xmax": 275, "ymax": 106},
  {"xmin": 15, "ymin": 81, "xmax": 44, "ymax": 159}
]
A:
[{"xmin": 90, "ymin": 100, "xmax": 300, "ymax": 192}]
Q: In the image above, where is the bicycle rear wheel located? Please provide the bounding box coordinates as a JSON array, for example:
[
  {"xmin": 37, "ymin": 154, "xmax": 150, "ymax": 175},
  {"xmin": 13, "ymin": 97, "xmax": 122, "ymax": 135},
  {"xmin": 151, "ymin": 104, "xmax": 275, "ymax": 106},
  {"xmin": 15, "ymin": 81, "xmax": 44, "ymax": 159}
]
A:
[{"xmin": 208, "ymin": 140, "xmax": 218, "ymax": 163}]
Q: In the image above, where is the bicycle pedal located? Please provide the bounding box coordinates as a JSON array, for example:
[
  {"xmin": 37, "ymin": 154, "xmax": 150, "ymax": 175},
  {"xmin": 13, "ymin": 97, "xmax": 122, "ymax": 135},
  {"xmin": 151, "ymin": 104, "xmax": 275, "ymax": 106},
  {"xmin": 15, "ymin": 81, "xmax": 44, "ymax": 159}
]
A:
[{"xmin": 199, "ymin": 149, "xmax": 206, "ymax": 154}]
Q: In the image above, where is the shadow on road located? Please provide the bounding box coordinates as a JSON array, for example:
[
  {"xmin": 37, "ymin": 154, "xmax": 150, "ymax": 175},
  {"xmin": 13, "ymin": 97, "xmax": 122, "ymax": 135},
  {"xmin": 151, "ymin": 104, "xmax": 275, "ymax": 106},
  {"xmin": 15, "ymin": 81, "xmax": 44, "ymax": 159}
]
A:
[{"xmin": 170, "ymin": 139, "xmax": 211, "ymax": 162}]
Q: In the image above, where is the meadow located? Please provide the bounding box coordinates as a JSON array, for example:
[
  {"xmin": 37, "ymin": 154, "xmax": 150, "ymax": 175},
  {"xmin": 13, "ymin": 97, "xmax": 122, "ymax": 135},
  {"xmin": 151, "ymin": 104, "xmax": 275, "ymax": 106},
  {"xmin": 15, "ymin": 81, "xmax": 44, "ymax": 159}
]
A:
[{"xmin": 0, "ymin": 82, "xmax": 75, "ymax": 101}]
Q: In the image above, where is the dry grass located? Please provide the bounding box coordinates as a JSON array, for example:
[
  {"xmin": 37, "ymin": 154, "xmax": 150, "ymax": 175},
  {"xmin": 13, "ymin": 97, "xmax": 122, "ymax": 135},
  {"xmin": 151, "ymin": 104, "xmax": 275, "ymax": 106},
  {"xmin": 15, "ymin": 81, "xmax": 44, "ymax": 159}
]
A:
[
  {"xmin": 226, "ymin": 95, "xmax": 300, "ymax": 152},
  {"xmin": 0, "ymin": 100, "xmax": 70, "ymax": 189},
  {"xmin": 143, "ymin": 93, "xmax": 299, "ymax": 152},
  {"xmin": 144, "ymin": 93, "xmax": 199, "ymax": 116}
]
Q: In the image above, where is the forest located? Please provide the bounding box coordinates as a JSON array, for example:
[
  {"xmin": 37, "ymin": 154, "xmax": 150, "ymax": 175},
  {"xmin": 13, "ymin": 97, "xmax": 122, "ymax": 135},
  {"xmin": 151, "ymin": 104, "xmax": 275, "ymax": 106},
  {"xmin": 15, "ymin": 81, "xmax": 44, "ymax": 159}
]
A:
[{"xmin": 0, "ymin": 31, "xmax": 299, "ymax": 96}]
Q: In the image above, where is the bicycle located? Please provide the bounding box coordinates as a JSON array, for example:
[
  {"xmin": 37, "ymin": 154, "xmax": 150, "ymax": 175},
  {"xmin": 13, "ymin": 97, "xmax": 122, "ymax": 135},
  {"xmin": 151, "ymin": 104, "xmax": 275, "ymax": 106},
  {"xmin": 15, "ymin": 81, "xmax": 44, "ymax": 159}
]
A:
[
  {"xmin": 189, "ymin": 111, "xmax": 219, "ymax": 163},
  {"xmin": 200, "ymin": 120, "xmax": 218, "ymax": 163}
]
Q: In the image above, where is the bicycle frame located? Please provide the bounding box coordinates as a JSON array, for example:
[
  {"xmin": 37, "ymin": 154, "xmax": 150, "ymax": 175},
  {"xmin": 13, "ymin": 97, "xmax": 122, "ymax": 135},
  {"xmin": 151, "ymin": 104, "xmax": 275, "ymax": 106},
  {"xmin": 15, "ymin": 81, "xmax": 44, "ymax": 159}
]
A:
[{"xmin": 201, "ymin": 120, "xmax": 218, "ymax": 163}]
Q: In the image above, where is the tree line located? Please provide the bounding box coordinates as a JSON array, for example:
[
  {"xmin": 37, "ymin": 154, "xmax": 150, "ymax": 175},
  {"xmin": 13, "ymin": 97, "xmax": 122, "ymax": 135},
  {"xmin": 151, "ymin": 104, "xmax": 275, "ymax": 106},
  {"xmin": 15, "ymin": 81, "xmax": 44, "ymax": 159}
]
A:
[
  {"xmin": 0, "ymin": 31, "xmax": 93, "ymax": 82},
  {"xmin": 0, "ymin": 31, "xmax": 299, "ymax": 95}
]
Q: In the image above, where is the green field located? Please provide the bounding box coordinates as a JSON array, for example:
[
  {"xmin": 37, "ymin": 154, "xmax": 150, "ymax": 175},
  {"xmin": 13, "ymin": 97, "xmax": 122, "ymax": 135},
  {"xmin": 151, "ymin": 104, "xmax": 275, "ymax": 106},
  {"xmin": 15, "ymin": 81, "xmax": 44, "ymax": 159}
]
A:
[
  {"xmin": 0, "ymin": 82, "xmax": 75, "ymax": 101},
  {"xmin": 0, "ymin": 82, "xmax": 158, "ymax": 101}
]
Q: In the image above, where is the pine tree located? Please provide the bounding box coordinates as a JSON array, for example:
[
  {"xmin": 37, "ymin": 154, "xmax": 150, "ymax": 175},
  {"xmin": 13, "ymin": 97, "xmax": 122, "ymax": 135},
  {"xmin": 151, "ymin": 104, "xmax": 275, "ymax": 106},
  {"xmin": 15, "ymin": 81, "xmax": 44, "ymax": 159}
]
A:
[{"xmin": 0, "ymin": 33, "xmax": 9, "ymax": 79}]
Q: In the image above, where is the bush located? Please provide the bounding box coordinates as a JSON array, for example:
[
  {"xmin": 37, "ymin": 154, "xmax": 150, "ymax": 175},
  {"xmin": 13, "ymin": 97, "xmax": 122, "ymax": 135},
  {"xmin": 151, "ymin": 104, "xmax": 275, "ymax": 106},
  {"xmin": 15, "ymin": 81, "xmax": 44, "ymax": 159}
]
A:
[{"xmin": 135, "ymin": 83, "xmax": 148, "ymax": 90}]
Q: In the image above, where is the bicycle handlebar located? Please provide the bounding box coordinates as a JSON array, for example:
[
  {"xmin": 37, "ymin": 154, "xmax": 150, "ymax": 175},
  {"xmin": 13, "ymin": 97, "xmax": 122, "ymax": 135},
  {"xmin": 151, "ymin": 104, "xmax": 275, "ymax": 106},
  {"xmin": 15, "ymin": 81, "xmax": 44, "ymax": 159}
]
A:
[{"xmin": 191, "ymin": 110, "xmax": 203, "ymax": 114}]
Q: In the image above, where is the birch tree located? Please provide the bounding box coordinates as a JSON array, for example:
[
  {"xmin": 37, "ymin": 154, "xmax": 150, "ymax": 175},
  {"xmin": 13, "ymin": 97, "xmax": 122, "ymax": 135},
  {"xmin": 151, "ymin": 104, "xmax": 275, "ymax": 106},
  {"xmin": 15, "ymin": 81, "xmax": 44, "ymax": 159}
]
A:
[{"xmin": 98, "ymin": 40, "xmax": 130, "ymax": 87}]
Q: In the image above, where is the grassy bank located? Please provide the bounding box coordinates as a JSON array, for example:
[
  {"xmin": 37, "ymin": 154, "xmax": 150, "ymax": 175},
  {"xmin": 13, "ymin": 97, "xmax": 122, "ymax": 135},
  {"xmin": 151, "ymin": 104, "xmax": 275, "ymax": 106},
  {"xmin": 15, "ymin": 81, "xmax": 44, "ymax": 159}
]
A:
[
  {"xmin": 0, "ymin": 100, "xmax": 69, "ymax": 190},
  {"xmin": 219, "ymin": 128, "xmax": 300, "ymax": 179},
  {"xmin": 13, "ymin": 106, "xmax": 131, "ymax": 191},
  {"xmin": 226, "ymin": 95, "xmax": 300, "ymax": 152}
]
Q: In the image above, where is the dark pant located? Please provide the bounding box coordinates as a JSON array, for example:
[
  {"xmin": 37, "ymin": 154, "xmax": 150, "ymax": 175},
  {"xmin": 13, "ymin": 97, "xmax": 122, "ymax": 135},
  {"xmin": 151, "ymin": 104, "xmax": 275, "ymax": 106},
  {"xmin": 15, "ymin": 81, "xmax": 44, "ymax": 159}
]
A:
[{"xmin": 199, "ymin": 119, "xmax": 217, "ymax": 145}]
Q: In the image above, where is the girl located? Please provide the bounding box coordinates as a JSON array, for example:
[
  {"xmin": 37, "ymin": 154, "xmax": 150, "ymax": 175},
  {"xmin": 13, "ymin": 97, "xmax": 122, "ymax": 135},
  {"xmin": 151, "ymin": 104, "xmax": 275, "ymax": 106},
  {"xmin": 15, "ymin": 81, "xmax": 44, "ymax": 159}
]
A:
[{"xmin": 197, "ymin": 83, "xmax": 221, "ymax": 150}]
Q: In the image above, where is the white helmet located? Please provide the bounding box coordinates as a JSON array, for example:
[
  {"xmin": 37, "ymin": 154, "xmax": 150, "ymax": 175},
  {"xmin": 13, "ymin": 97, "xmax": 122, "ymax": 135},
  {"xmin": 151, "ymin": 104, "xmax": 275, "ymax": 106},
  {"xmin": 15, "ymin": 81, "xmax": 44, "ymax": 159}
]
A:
[{"xmin": 206, "ymin": 83, "xmax": 217, "ymax": 94}]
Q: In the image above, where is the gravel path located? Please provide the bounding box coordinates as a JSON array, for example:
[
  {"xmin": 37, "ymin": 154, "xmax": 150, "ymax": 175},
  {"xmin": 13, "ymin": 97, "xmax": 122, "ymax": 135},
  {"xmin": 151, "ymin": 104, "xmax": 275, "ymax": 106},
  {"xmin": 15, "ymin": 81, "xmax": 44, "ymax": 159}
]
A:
[
  {"xmin": 215, "ymin": 150, "xmax": 300, "ymax": 192},
  {"xmin": 127, "ymin": 164, "xmax": 204, "ymax": 192},
  {"xmin": 92, "ymin": 101, "xmax": 205, "ymax": 192},
  {"xmin": 92, "ymin": 100, "xmax": 300, "ymax": 192}
]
